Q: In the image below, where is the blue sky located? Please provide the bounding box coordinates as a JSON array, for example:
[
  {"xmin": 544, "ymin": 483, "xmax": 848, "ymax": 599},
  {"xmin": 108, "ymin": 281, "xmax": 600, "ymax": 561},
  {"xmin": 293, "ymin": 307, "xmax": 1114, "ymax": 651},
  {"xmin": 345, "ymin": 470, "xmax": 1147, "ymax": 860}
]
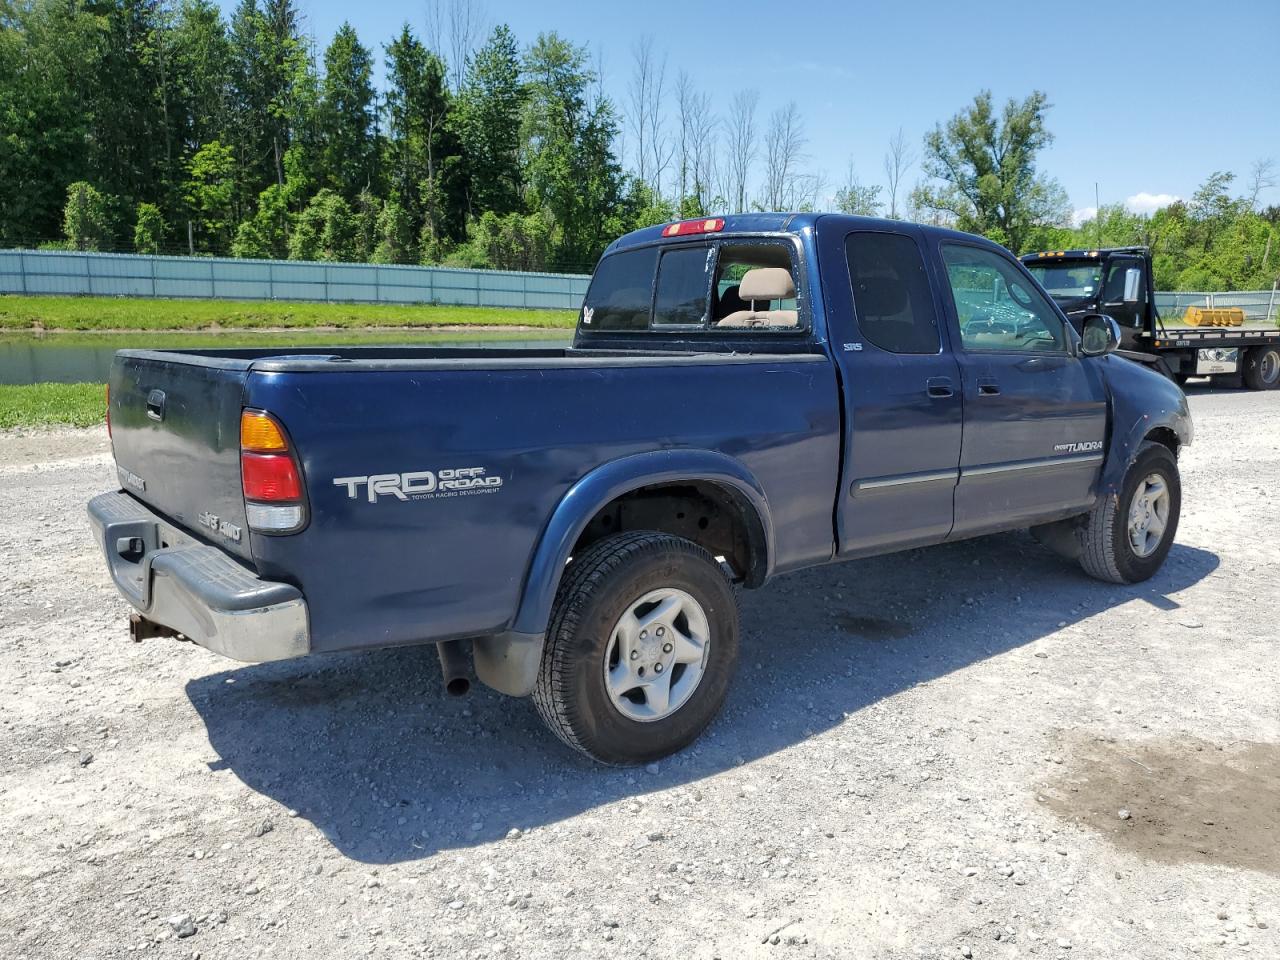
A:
[{"xmin": 225, "ymin": 0, "xmax": 1280, "ymax": 219}]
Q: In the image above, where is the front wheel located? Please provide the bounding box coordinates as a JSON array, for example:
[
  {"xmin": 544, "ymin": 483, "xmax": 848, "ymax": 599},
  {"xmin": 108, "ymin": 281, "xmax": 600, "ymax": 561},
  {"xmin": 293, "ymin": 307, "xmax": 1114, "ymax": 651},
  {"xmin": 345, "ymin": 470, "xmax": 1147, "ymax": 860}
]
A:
[
  {"xmin": 532, "ymin": 531, "xmax": 739, "ymax": 764},
  {"xmin": 1078, "ymin": 441, "xmax": 1181, "ymax": 584}
]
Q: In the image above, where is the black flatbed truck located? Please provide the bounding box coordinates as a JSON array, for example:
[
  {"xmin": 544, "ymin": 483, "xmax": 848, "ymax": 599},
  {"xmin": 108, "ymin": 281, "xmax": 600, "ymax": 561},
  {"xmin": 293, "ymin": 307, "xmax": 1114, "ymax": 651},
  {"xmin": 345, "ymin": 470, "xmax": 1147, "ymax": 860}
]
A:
[{"xmin": 1021, "ymin": 247, "xmax": 1280, "ymax": 390}]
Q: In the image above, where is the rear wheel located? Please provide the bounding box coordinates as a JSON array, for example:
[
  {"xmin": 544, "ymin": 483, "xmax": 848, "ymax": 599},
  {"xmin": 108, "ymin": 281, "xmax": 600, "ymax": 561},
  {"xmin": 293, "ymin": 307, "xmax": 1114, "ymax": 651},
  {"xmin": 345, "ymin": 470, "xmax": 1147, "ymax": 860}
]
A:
[
  {"xmin": 1078, "ymin": 442, "xmax": 1181, "ymax": 584},
  {"xmin": 1243, "ymin": 345, "xmax": 1280, "ymax": 390},
  {"xmin": 532, "ymin": 531, "xmax": 739, "ymax": 764}
]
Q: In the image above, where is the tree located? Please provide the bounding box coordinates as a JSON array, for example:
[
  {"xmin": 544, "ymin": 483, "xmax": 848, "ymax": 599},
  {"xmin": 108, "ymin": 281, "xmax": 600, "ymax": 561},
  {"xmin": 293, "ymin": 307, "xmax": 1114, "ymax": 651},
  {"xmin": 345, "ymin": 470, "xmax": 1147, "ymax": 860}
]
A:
[
  {"xmin": 317, "ymin": 23, "xmax": 377, "ymax": 196},
  {"xmin": 760, "ymin": 102, "xmax": 806, "ymax": 211},
  {"xmin": 674, "ymin": 71, "xmax": 715, "ymax": 215},
  {"xmin": 63, "ymin": 182, "xmax": 112, "ymax": 251},
  {"xmin": 628, "ymin": 35, "xmax": 670, "ymax": 196},
  {"xmin": 134, "ymin": 202, "xmax": 165, "ymax": 253},
  {"xmin": 452, "ymin": 24, "xmax": 524, "ymax": 218},
  {"xmin": 913, "ymin": 90, "xmax": 1069, "ymax": 251},
  {"xmin": 448, "ymin": 209, "xmax": 554, "ymax": 271},
  {"xmin": 289, "ymin": 188, "xmax": 359, "ymax": 261},
  {"xmin": 882, "ymin": 127, "xmax": 914, "ymax": 219},
  {"xmin": 725, "ymin": 90, "xmax": 758, "ymax": 214},
  {"xmin": 834, "ymin": 161, "xmax": 882, "ymax": 216},
  {"xmin": 1247, "ymin": 158, "xmax": 1276, "ymax": 211},
  {"xmin": 384, "ymin": 24, "xmax": 461, "ymax": 248},
  {"xmin": 371, "ymin": 200, "xmax": 414, "ymax": 263},
  {"xmin": 184, "ymin": 140, "xmax": 238, "ymax": 252},
  {"xmin": 522, "ymin": 32, "xmax": 625, "ymax": 269},
  {"xmin": 425, "ymin": 0, "xmax": 487, "ymax": 93},
  {"xmin": 0, "ymin": 0, "xmax": 103, "ymax": 243}
]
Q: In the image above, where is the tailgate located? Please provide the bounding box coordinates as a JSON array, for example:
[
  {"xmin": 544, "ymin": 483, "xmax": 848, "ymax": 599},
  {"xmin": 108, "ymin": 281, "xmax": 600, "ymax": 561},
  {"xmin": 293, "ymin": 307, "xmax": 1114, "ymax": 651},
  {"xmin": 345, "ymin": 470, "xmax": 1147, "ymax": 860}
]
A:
[{"xmin": 108, "ymin": 351, "xmax": 254, "ymax": 562}]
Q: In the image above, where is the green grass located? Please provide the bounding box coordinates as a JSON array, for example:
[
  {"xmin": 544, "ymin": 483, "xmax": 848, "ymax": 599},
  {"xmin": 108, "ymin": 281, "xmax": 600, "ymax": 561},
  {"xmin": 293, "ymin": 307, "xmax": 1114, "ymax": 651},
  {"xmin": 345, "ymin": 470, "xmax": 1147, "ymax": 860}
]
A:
[
  {"xmin": 0, "ymin": 295, "xmax": 577, "ymax": 332},
  {"xmin": 0, "ymin": 382, "xmax": 105, "ymax": 428}
]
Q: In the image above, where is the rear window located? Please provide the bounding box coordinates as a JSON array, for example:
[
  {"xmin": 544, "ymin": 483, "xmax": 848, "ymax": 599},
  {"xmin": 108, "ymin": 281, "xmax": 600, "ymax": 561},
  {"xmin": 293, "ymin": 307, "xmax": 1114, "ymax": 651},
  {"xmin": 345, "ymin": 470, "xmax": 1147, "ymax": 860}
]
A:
[
  {"xmin": 653, "ymin": 246, "xmax": 712, "ymax": 326},
  {"xmin": 581, "ymin": 247, "xmax": 658, "ymax": 331},
  {"xmin": 580, "ymin": 239, "xmax": 801, "ymax": 334}
]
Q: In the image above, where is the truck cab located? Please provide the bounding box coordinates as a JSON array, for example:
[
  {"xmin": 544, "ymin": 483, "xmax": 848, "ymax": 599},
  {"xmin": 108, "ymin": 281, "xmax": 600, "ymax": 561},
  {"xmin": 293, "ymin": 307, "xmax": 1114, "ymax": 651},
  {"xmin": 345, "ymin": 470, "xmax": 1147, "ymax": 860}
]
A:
[{"xmin": 1023, "ymin": 247, "xmax": 1280, "ymax": 389}]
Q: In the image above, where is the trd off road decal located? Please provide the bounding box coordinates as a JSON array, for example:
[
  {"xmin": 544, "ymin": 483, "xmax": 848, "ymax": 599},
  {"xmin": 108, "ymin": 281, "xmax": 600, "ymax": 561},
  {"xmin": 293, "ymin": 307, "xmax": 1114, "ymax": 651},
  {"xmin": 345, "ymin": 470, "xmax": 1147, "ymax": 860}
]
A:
[
  {"xmin": 1053, "ymin": 440, "xmax": 1103, "ymax": 454},
  {"xmin": 333, "ymin": 466, "xmax": 504, "ymax": 503}
]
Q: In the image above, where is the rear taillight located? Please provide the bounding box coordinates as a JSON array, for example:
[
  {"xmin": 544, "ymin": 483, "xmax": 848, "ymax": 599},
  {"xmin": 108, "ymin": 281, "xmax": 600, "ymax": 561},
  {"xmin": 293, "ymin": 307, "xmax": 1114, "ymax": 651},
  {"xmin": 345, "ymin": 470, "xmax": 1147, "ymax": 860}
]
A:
[{"xmin": 240, "ymin": 410, "xmax": 306, "ymax": 533}]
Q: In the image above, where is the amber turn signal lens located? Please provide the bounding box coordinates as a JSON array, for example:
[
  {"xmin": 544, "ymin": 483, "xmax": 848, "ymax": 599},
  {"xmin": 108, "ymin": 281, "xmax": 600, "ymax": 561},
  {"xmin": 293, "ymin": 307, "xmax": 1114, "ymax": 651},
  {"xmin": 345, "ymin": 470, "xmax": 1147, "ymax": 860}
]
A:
[{"xmin": 241, "ymin": 410, "xmax": 289, "ymax": 452}]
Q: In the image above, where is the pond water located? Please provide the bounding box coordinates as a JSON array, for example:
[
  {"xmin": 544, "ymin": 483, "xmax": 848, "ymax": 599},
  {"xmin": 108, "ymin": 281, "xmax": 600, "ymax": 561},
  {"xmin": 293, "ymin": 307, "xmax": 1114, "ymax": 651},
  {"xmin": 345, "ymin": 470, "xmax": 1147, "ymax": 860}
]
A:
[{"xmin": 0, "ymin": 330, "xmax": 573, "ymax": 385}]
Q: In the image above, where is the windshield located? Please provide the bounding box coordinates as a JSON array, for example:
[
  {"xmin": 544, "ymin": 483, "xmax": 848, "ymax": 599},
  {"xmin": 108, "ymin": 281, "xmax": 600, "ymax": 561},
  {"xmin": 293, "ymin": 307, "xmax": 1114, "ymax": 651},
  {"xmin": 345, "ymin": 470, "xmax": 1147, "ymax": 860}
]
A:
[{"xmin": 1027, "ymin": 261, "xmax": 1103, "ymax": 299}]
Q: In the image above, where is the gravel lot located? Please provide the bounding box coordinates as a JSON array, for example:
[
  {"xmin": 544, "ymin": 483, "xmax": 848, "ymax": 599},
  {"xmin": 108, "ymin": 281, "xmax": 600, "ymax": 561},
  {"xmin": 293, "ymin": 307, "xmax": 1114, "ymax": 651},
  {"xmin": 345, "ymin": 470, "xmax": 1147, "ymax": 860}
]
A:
[{"xmin": 2, "ymin": 386, "xmax": 1278, "ymax": 959}]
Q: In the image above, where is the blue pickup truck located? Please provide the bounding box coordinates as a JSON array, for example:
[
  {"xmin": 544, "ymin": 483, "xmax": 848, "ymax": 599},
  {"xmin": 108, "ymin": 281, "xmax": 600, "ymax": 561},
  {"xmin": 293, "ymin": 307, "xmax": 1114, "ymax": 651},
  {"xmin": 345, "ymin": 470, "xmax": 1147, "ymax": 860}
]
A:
[{"xmin": 90, "ymin": 213, "xmax": 1192, "ymax": 764}]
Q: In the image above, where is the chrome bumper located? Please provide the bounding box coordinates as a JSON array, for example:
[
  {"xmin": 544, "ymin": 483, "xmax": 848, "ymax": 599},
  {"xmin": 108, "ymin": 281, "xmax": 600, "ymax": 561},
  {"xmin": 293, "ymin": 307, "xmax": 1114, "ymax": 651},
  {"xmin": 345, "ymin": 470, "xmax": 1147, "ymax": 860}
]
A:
[{"xmin": 87, "ymin": 491, "xmax": 309, "ymax": 662}]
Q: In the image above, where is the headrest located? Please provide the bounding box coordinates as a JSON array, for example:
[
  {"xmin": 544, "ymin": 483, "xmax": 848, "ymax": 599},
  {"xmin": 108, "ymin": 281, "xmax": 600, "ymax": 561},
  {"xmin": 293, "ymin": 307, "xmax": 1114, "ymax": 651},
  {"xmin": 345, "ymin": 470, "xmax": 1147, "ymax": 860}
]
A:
[
  {"xmin": 738, "ymin": 267, "xmax": 795, "ymax": 302},
  {"xmin": 854, "ymin": 275, "xmax": 908, "ymax": 318}
]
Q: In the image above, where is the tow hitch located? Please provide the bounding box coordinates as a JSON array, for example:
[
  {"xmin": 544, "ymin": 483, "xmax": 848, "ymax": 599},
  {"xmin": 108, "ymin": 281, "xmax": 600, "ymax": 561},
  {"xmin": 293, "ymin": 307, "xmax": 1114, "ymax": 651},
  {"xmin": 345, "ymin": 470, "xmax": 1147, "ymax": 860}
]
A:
[{"xmin": 129, "ymin": 613, "xmax": 181, "ymax": 643}]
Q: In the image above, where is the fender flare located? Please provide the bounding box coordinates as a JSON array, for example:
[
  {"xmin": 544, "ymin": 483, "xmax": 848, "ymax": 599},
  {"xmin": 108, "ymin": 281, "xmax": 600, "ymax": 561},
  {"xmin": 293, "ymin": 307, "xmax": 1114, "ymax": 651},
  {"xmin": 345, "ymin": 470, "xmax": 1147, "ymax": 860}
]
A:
[
  {"xmin": 510, "ymin": 449, "xmax": 775, "ymax": 637},
  {"xmin": 1099, "ymin": 413, "xmax": 1183, "ymax": 495},
  {"xmin": 1096, "ymin": 356, "xmax": 1193, "ymax": 497}
]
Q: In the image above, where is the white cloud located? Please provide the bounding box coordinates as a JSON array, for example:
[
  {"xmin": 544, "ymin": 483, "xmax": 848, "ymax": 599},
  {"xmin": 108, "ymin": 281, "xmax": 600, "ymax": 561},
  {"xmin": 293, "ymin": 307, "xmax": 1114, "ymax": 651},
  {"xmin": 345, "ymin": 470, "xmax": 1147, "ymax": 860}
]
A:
[
  {"xmin": 1071, "ymin": 206, "xmax": 1098, "ymax": 227},
  {"xmin": 1125, "ymin": 192, "xmax": 1180, "ymax": 215}
]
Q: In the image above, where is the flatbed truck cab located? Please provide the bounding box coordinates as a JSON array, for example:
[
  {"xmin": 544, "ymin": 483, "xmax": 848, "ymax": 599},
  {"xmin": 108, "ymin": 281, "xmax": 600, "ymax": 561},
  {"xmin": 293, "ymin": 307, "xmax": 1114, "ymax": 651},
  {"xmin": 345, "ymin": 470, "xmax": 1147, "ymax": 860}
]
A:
[{"xmin": 1022, "ymin": 247, "xmax": 1280, "ymax": 390}]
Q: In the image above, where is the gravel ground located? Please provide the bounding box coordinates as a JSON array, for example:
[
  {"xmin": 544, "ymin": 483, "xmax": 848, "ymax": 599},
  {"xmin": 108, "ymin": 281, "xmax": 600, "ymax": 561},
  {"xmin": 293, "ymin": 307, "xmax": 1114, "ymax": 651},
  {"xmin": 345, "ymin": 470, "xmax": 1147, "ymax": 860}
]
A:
[{"xmin": 2, "ymin": 385, "xmax": 1278, "ymax": 960}]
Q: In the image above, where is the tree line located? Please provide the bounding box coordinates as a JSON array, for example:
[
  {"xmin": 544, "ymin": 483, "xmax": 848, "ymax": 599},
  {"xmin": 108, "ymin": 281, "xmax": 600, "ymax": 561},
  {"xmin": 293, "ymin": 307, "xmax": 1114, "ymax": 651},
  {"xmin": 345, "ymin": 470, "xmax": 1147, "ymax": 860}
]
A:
[{"xmin": 3, "ymin": 1, "xmax": 1277, "ymax": 291}]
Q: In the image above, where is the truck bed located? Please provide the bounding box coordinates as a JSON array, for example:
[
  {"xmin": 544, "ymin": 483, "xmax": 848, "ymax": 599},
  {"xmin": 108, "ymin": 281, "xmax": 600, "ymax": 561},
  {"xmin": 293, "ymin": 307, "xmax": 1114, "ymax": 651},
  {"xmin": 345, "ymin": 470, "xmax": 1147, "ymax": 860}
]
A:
[{"xmin": 107, "ymin": 343, "xmax": 842, "ymax": 654}]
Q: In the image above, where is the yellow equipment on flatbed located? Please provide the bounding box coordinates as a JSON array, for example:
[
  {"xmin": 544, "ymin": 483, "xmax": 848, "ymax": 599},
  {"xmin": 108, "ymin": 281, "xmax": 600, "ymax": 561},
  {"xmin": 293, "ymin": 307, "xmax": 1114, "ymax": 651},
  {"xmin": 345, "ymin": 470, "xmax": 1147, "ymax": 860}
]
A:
[{"xmin": 1183, "ymin": 306, "xmax": 1245, "ymax": 327}]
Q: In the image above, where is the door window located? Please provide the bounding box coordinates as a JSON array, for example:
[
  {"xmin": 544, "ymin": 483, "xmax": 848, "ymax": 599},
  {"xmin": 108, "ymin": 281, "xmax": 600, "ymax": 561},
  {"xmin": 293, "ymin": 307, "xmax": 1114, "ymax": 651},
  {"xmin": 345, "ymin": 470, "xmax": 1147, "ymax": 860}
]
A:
[
  {"xmin": 941, "ymin": 244, "xmax": 1067, "ymax": 353},
  {"xmin": 845, "ymin": 232, "xmax": 941, "ymax": 354}
]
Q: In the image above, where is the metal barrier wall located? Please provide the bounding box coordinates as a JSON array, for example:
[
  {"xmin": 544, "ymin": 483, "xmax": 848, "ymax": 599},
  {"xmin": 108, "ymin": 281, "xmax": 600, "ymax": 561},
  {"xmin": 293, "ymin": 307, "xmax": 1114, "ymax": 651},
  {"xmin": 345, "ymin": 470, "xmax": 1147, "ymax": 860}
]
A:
[
  {"xmin": 1, "ymin": 249, "xmax": 1275, "ymax": 323},
  {"xmin": 0, "ymin": 250, "xmax": 591, "ymax": 310}
]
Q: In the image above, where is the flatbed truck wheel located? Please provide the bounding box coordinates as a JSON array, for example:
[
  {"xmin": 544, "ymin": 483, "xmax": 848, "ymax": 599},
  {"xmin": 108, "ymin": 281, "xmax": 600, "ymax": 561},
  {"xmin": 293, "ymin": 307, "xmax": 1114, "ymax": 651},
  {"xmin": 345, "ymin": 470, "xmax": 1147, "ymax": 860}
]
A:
[
  {"xmin": 533, "ymin": 531, "xmax": 739, "ymax": 764},
  {"xmin": 1078, "ymin": 441, "xmax": 1181, "ymax": 584},
  {"xmin": 1243, "ymin": 345, "xmax": 1280, "ymax": 390}
]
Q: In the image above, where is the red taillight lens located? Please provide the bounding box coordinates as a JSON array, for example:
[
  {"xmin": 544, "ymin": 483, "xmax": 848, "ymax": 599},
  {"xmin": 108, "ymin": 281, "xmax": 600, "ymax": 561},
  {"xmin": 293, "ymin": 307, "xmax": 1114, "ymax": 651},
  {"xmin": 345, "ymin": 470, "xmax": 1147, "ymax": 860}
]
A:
[
  {"xmin": 241, "ymin": 452, "xmax": 301, "ymax": 502},
  {"xmin": 661, "ymin": 218, "xmax": 725, "ymax": 237}
]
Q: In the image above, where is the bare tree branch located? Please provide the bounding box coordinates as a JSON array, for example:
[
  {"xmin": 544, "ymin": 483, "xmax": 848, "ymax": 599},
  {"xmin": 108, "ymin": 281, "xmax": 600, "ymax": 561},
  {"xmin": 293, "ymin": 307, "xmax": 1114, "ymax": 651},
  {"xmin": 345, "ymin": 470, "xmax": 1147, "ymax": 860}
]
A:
[
  {"xmin": 725, "ymin": 89, "xmax": 758, "ymax": 214},
  {"xmin": 882, "ymin": 127, "xmax": 915, "ymax": 219}
]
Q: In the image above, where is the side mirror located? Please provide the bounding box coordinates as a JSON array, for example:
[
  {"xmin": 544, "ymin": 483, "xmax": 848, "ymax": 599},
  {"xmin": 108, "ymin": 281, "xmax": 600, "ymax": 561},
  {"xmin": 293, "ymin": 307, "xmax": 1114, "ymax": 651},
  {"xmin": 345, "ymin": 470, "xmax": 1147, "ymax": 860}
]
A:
[
  {"xmin": 1123, "ymin": 267, "xmax": 1142, "ymax": 303},
  {"xmin": 1080, "ymin": 313, "xmax": 1122, "ymax": 357}
]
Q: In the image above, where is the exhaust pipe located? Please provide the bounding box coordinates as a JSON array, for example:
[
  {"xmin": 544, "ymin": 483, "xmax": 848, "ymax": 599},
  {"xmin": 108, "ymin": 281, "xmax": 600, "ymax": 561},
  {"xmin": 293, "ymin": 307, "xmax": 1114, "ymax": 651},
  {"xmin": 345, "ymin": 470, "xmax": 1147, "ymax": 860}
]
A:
[{"xmin": 436, "ymin": 639, "xmax": 471, "ymax": 697}]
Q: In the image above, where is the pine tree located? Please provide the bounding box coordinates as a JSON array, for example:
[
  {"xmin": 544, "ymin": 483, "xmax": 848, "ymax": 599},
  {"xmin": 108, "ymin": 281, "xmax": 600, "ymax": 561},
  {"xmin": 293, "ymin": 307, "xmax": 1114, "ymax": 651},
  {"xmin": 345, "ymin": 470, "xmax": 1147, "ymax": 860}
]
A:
[{"xmin": 317, "ymin": 22, "xmax": 377, "ymax": 197}]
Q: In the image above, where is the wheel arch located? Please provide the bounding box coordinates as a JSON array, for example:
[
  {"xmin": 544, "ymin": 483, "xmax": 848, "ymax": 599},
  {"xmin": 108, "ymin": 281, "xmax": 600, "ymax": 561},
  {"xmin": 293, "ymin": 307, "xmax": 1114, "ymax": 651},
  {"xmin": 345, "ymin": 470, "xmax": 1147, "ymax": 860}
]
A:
[{"xmin": 510, "ymin": 450, "xmax": 774, "ymax": 638}]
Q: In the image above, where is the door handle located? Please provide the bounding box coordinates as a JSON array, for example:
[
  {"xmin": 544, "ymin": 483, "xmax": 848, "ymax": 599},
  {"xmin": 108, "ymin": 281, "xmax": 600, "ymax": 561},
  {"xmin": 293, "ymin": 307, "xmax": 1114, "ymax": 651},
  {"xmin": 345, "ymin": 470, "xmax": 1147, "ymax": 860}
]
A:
[
  {"xmin": 977, "ymin": 379, "xmax": 1001, "ymax": 397},
  {"xmin": 926, "ymin": 377, "xmax": 954, "ymax": 398}
]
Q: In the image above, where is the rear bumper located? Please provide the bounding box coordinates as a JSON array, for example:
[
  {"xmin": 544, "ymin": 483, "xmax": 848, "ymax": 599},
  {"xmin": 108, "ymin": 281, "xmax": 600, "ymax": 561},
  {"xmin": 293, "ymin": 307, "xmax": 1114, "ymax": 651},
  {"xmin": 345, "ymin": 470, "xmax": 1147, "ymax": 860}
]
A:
[{"xmin": 88, "ymin": 491, "xmax": 309, "ymax": 663}]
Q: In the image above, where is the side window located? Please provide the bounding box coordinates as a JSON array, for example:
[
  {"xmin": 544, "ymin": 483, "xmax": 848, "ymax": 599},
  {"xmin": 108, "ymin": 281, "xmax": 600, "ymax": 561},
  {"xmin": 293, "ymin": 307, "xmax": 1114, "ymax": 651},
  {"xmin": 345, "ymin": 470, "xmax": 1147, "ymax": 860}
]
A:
[
  {"xmin": 581, "ymin": 247, "xmax": 659, "ymax": 331},
  {"xmin": 711, "ymin": 241, "xmax": 800, "ymax": 330},
  {"xmin": 941, "ymin": 244, "xmax": 1067, "ymax": 353},
  {"xmin": 653, "ymin": 246, "xmax": 711, "ymax": 326},
  {"xmin": 1103, "ymin": 259, "xmax": 1145, "ymax": 307},
  {"xmin": 844, "ymin": 232, "xmax": 940, "ymax": 354}
]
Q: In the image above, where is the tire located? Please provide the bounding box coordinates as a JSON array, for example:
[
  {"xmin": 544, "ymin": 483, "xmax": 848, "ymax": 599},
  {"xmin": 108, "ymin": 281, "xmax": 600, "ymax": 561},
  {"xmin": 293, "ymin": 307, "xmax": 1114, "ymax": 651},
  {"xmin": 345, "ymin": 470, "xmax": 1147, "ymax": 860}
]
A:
[
  {"xmin": 1242, "ymin": 345, "xmax": 1280, "ymax": 390},
  {"xmin": 532, "ymin": 531, "xmax": 739, "ymax": 765},
  {"xmin": 1078, "ymin": 441, "xmax": 1181, "ymax": 584}
]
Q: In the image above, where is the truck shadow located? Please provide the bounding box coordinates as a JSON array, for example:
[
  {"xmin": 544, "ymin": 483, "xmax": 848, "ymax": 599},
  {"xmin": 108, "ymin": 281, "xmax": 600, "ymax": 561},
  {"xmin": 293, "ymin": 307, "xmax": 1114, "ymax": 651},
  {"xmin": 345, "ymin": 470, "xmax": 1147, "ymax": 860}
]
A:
[{"xmin": 185, "ymin": 531, "xmax": 1218, "ymax": 865}]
